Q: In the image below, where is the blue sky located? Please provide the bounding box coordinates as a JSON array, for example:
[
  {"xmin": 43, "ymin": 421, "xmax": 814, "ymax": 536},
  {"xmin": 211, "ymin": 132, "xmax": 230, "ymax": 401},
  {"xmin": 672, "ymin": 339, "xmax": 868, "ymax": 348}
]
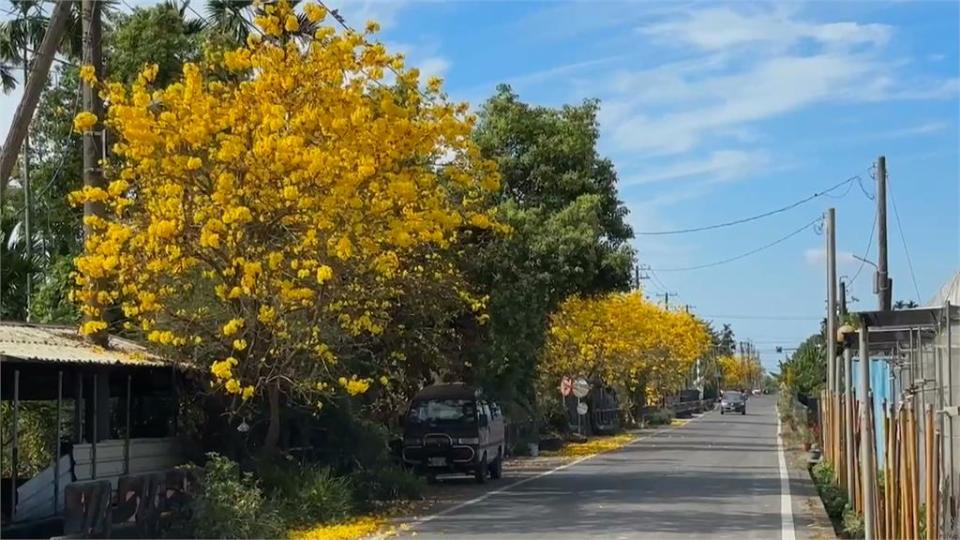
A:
[{"xmin": 2, "ymin": 0, "xmax": 957, "ymax": 371}]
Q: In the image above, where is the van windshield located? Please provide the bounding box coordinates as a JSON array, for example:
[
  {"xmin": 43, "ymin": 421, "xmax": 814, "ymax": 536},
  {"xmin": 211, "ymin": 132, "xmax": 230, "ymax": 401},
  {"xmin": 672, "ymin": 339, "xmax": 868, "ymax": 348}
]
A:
[{"xmin": 409, "ymin": 399, "xmax": 477, "ymax": 425}]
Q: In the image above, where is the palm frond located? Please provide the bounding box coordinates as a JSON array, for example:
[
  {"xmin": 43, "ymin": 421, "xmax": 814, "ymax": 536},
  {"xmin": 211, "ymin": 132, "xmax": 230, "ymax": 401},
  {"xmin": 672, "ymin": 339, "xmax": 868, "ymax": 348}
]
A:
[{"xmin": 0, "ymin": 62, "xmax": 17, "ymax": 93}]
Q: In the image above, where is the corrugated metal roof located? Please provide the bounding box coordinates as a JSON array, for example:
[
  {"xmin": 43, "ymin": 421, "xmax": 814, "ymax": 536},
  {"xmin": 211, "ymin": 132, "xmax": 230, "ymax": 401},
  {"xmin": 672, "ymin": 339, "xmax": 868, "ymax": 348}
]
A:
[{"xmin": 0, "ymin": 322, "xmax": 170, "ymax": 367}]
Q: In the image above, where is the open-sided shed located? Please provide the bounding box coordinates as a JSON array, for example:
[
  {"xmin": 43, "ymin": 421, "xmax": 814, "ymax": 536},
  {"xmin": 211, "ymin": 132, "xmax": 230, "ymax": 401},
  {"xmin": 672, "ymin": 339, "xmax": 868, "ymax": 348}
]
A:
[{"xmin": 0, "ymin": 322, "xmax": 187, "ymax": 531}]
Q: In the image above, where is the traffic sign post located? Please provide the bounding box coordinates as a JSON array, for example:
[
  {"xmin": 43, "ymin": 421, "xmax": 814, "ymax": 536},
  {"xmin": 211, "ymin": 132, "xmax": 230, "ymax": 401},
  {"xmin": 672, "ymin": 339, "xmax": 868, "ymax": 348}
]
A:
[{"xmin": 572, "ymin": 378, "xmax": 590, "ymax": 436}]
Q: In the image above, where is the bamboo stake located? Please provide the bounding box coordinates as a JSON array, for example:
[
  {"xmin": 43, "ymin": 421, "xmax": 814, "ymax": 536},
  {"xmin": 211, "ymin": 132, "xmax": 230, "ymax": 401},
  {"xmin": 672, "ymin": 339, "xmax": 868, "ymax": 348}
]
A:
[
  {"xmin": 854, "ymin": 398, "xmax": 862, "ymax": 512},
  {"xmin": 885, "ymin": 404, "xmax": 894, "ymax": 540},
  {"xmin": 871, "ymin": 397, "xmax": 881, "ymax": 539},
  {"xmin": 925, "ymin": 405, "xmax": 934, "ymax": 540},
  {"xmin": 907, "ymin": 403, "xmax": 919, "ymax": 540},
  {"xmin": 933, "ymin": 431, "xmax": 941, "ymax": 540},
  {"xmin": 899, "ymin": 408, "xmax": 908, "ymax": 540}
]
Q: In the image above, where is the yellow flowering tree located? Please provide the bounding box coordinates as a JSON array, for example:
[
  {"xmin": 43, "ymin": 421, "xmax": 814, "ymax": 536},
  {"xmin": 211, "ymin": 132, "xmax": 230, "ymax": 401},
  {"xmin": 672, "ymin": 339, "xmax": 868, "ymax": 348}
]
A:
[
  {"xmin": 70, "ymin": 1, "xmax": 500, "ymax": 449},
  {"xmin": 540, "ymin": 291, "xmax": 710, "ymax": 412},
  {"xmin": 718, "ymin": 355, "xmax": 763, "ymax": 390}
]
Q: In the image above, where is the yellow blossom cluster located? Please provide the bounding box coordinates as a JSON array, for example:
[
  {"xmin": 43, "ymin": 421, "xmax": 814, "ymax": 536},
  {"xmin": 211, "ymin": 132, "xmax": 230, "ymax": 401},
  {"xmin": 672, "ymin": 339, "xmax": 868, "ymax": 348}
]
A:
[
  {"xmin": 541, "ymin": 291, "xmax": 710, "ymax": 403},
  {"xmin": 71, "ymin": 0, "xmax": 500, "ymax": 404}
]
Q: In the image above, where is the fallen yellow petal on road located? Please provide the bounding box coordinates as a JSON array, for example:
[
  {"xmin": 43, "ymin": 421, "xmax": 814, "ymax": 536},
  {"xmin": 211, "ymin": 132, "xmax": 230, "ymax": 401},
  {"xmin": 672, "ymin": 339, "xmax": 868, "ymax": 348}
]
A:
[{"xmin": 543, "ymin": 433, "xmax": 635, "ymax": 457}]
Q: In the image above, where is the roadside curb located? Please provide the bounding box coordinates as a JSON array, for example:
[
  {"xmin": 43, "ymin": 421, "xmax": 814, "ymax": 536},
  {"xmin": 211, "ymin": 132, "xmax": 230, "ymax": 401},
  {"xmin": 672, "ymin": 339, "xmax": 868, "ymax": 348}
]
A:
[{"xmin": 785, "ymin": 441, "xmax": 839, "ymax": 539}]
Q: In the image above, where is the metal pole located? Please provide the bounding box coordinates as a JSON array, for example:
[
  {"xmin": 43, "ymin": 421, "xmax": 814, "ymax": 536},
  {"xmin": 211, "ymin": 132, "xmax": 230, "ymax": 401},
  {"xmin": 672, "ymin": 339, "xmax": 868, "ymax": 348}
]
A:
[
  {"xmin": 125, "ymin": 374, "xmax": 132, "ymax": 475},
  {"xmin": 91, "ymin": 372, "xmax": 98, "ymax": 479},
  {"xmin": 876, "ymin": 156, "xmax": 891, "ymax": 311},
  {"xmin": 845, "ymin": 347, "xmax": 856, "ymax": 501},
  {"xmin": 826, "ymin": 209, "xmax": 837, "ymax": 395},
  {"xmin": 859, "ymin": 322, "xmax": 877, "ymax": 539},
  {"xmin": 11, "ymin": 369, "xmax": 19, "ymax": 521},
  {"xmin": 54, "ymin": 370, "xmax": 62, "ymax": 514}
]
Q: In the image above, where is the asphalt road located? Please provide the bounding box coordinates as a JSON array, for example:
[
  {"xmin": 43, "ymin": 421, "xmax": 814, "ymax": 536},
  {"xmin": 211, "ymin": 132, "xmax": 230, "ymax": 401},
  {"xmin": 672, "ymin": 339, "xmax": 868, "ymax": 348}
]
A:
[{"xmin": 394, "ymin": 395, "xmax": 796, "ymax": 539}]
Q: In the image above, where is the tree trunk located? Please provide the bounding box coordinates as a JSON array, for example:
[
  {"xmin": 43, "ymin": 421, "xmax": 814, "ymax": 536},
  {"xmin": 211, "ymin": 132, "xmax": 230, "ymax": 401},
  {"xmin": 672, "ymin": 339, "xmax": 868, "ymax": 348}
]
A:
[
  {"xmin": 262, "ymin": 381, "xmax": 281, "ymax": 454},
  {"xmin": 0, "ymin": 0, "xmax": 72, "ymax": 193}
]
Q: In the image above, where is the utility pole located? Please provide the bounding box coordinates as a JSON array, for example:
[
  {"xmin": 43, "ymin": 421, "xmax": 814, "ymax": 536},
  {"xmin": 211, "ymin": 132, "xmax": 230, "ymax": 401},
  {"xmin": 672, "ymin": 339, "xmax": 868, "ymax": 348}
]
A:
[
  {"xmin": 20, "ymin": 13, "xmax": 33, "ymax": 320},
  {"xmin": 858, "ymin": 319, "xmax": 876, "ymax": 539},
  {"xmin": 876, "ymin": 156, "xmax": 891, "ymax": 311},
  {"xmin": 826, "ymin": 208, "xmax": 837, "ymax": 395},
  {"xmin": 82, "ymin": 0, "xmax": 107, "ymax": 345},
  {"xmin": 659, "ymin": 291, "xmax": 678, "ymax": 310}
]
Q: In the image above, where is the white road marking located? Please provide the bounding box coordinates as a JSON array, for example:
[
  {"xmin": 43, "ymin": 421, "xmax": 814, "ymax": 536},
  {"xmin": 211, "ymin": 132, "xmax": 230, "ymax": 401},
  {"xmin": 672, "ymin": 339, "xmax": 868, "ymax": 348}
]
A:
[
  {"xmin": 383, "ymin": 415, "xmax": 709, "ymax": 538},
  {"xmin": 777, "ymin": 415, "xmax": 797, "ymax": 540}
]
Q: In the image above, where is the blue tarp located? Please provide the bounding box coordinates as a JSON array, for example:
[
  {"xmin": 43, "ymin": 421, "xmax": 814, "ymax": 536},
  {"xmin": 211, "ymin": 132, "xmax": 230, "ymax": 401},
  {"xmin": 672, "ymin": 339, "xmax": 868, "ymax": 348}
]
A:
[{"xmin": 851, "ymin": 357, "xmax": 892, "ymax": 466}]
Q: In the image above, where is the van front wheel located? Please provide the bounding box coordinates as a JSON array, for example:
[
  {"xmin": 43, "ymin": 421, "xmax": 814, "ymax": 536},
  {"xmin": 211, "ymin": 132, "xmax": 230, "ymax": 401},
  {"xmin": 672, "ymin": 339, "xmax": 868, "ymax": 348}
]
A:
[{"xmin": 475, "ymin": 453, "xmax": 488, "ymax": 484}]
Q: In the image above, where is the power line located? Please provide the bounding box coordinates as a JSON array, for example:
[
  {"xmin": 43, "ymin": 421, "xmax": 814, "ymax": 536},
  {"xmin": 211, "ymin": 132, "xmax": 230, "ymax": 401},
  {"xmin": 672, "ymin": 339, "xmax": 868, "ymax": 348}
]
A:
[
  {"xmin": 698, "ymin": 314, "xmax": 821, "ymax": 321},
  {"xmin": 849, "ymin": 209, "xmax": 878, "ymax": 287},
  {"xmin": 888, "ymin": 175, "xmax": 923, "ymax": 304},
  {"xmin": 651, "ymin": 216, "xmax": 823, "ymax": 272},
  {"xmin": 635, "ymin": 173, "xmax": 866, "ymax": 236}
]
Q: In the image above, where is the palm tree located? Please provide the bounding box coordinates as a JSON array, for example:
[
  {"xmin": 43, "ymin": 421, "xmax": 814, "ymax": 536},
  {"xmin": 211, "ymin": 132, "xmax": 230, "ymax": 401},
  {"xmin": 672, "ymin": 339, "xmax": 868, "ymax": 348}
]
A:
[
  {"xmin": 205, "ymin": 0, "xmax": 317, "ymax": 45},
  {"xmin": 206, "ymin": 0, "xmax": 254, "ymax": 44}
]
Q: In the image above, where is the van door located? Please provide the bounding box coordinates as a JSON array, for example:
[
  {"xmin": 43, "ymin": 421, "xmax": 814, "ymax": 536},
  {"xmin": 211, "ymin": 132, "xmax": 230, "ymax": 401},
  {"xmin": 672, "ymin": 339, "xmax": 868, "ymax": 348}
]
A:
[{"xmin": 478, "ymin": 401, "xmax": 492, "ymax": 459}]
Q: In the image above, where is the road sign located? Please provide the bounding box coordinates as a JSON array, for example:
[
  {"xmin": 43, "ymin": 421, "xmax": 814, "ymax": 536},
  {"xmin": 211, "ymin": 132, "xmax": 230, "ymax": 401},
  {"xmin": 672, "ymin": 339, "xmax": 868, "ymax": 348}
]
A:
[
  {"xmin": 573, "ymin": 378, "xmax": 590, "ymax": 398},
  {"xmin": 560, "ymin": 376, "xmax": 573, "ymax": 397},
  {"xmin": 576, "ymin": 402, "xmax": 588, "ymax": 415}
]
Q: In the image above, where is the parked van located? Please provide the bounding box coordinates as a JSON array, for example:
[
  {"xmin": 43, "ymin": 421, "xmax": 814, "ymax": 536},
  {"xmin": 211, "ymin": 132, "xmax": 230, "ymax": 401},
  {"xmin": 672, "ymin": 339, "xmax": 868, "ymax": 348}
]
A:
[{"xmin": 400, "ymin": 383, "xmax": 505, "ymax": 483}]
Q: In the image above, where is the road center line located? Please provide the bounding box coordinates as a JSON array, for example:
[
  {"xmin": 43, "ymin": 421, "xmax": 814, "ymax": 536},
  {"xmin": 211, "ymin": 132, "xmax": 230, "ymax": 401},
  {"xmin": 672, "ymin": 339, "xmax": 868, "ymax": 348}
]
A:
[
  {"xmin": 388, "ymin": 415, "xmax": 704, "ymax": 537},
  {"xmin": 777, "ymin": 414, "xmax": 797, "ymax": 540}
]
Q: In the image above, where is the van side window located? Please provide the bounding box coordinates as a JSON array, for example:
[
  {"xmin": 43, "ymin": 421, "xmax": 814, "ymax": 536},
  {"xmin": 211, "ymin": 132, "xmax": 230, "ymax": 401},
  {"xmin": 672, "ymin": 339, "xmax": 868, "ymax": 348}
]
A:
[
  {"xmin": 490, "ymin": 403, "xmax": 501, "ymax": 418},
  {"xmin": 481, "ymin": 403, "xmax": 492, "ymax": 422}
]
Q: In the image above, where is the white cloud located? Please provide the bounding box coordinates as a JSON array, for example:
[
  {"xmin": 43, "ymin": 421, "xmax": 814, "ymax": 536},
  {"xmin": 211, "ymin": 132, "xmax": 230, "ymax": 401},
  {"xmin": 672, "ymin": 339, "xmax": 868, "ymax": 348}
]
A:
[
  {"xmin": 337, "ymin": 0, "xmax": 411, "ymax": 29},
  {"xmin": 604, "ymin": 53, "xmax": 877, "ymax": 155},
  {"xmin": 418, "ymin": 56, "xmax": 451, "ymax": 80},
  {"xmin": 640, "ymin": 6, "xmax": 892, "ymax": 52},
  {"xmin": 804, "ymin": 247, "xmax": 858, "ymax": 267},
  {"xmin": 877, "ymin": 121, "xmax": 950, "ymax": 139},
  {"xmin": 622, "ymin": 150, "xmax": 769, "ymax": 186}
]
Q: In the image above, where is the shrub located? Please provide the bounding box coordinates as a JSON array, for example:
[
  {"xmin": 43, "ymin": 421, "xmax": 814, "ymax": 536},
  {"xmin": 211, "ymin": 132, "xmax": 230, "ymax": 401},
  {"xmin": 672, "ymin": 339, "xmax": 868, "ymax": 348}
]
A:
[
  {"xmin": 268, "ymin": 464, "xmax": 357, "ymax": 528},
  {"xmin": 811, "ymin": 462, "xmax": 847, "ymax": 519},
  {"xmin": 842, "ymin": 504, "xmax": 864, "ymax": 539},
  {"xmin": 350, "ymin": 466, "xmax": 424, "ymax": 510},
  {"xmin": 645, "ymin": 408, "xmax": 675, "ymax": 426},
  {"xmin": 186, "ymin": 453, "xmax": 283, "ymax": 539}
]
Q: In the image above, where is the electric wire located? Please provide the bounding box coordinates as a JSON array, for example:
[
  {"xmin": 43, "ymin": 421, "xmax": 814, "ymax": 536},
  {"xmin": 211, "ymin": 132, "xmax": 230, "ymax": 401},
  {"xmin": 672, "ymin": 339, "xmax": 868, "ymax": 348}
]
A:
[
  {"xmin": 650, "ymin": 216, "xmax": 823, "ymax": 272},
  {"xmin": 849, "ymin": 209, "xmax": 877, "ymax": 287},
  {"xmin": 635, "ymin": 173, "xmax": 866, "ymax": 236},
  {"xmin": 888, "ymin": 174, "xmax": 923, "ymax": 304}
]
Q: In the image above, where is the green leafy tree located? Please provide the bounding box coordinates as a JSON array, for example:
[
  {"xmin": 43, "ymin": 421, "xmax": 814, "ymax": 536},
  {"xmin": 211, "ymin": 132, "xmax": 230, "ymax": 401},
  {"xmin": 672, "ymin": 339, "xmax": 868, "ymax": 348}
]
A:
[
  {"xmin": 779, "ymin": 334, "xmax": 825, "ymax": 397},
  {"xmin": 106, "ymin": 1, "xmax": 205, "ymax": 87},
  {"xmin": 462, "ymin": 85, "xmax": 634, "ymax": 406}
]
